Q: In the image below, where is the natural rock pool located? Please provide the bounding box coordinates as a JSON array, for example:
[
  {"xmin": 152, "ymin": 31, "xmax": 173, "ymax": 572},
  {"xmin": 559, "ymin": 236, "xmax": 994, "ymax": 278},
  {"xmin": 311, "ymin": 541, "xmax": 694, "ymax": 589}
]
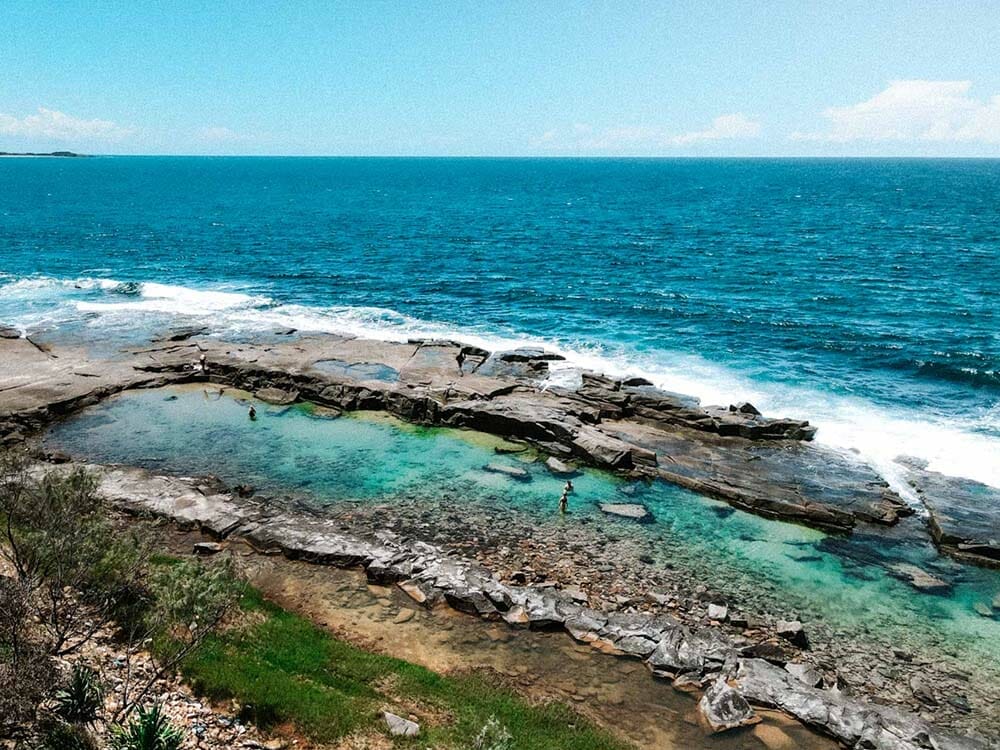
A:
[{"xmin": 45, "ymin": 386, "xmax": 1000, "ymax": 732}]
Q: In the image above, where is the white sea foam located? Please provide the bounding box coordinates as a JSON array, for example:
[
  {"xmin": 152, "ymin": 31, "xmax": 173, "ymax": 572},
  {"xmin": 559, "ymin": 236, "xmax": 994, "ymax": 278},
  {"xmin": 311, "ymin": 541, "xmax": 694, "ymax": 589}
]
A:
[
  {"xmin": 76, "ymin": 282, "xmax": 267, "ymax": 315},
  {"xmin": 4, "ymin": 275, "xmax": 998, "ymax": 491}
]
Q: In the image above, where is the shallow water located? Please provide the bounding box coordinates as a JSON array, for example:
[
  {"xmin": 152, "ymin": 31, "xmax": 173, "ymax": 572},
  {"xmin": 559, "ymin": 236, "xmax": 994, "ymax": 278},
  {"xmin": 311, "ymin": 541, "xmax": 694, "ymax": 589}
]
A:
[{"xmin": 45, "ymin": 387, "xmax": 1000, "ymax": 683}]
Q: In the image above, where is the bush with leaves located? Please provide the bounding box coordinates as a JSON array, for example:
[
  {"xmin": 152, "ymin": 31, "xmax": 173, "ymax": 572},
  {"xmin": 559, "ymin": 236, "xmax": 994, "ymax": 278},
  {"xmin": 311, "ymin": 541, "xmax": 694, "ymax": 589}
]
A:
[
  {"xmin": 0, "ymin": 450, "xmax": 149, "ymax": 655},
  {"xmin": 54, "ymin": 663, "xmax": 105, "ymax": 725},
  {"xmin": 114, "ymin": 556, "xmax": 244, "ymax": 721},
  {"xmin": 472, "ymin": 715, "xmax": 514, "ymax": 750},
  {"xmin": 110, "ymin": 703, "xmax": 185, "ymax": 750}
]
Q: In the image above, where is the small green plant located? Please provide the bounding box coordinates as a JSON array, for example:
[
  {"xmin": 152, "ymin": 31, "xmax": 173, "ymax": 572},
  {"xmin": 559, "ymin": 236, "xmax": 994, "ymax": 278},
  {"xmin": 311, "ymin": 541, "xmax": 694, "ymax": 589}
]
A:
[
  {"xmin": 472, "ymin": 715, "xmax": 514, "ymax": 750},
  {"xmin": 54, "ymin": 664, "xmax": 104, "ymax": 724},
  {"xmin": 110, "ymin": 703, "xmax": 184, "ymax": 750}
]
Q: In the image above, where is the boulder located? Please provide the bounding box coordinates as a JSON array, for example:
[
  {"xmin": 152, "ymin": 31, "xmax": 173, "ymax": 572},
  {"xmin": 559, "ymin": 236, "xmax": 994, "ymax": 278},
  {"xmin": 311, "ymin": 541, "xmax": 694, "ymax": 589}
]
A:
[
  {"xmin": 598, "ymin": 503, "xmax": 653, "ymax": 523},
  {"xmin": 707, "ymin": 603, "xmax": 729, "ymax": 622},
  {"xmin": 0, "ymin": 325, "xmax": 21, "ymax": 339},
  {"xmin": 731, "ymin": 401, "xmax": 762, "ymax": 416},
  {"xmin": 699, "ymin": 679, "xmax": 760, "ymax": 733},
  {"xmin": 254, "ymin": 387, "xmax": 298, "ymax": 405},
  {"xmin": 383, "ymin": 711, "xmax": 419, "ymax": 737},
  {"xmin": 775, "ymin": 620, "xmax": 808, "ymax": 649},
  {"xmin": 545, "ymin": 456, "xmax": 579, "ymax": 476}
]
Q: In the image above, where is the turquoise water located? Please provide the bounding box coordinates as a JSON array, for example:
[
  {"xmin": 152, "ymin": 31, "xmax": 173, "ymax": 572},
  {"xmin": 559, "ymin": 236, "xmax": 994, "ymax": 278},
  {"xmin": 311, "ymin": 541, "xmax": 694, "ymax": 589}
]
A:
[
  {"xmin": 46, "ymin": 388, "xmax": 1000, "ymax": 674},
  {"xmin": 2, "ymin": 157, "xmax": 999, "ymax": 490}
]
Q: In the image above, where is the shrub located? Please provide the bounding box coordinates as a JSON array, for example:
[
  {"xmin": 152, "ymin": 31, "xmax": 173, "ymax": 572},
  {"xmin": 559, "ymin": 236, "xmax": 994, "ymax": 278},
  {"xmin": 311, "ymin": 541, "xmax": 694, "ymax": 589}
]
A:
[
  {"xmin": 110, "ymin": 704, "xmax": 185, "ymax": 750},
  {"xmin": 38, "ymin": 719, "xmax": 98, "ymax": 750},
  {"xmin": 0, "ymin": 575, "xmax": 56, "ymax": 736},
  {"xmin": 54, "ymin": 663, "xmax": 104, "ymax": 724},
  {"xmin": 472, "ymin": 715, "xmax": 514, "ymax": 750}
]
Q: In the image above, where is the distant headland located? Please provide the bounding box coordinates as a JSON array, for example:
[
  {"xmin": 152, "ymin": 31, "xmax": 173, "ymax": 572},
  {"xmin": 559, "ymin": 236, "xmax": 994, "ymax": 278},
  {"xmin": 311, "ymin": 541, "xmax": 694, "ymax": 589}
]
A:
[{"xmin": 0, "ymin": 150, "xmax": 90, "ymax": 157}]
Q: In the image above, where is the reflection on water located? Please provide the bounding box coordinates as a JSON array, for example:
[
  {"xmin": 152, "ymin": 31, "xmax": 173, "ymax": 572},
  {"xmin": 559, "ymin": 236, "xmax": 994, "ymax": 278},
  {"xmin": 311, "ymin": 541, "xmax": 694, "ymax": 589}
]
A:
[{"xmin": 46, "ymin": 387, "xmax": 1000, "ymax": 676}]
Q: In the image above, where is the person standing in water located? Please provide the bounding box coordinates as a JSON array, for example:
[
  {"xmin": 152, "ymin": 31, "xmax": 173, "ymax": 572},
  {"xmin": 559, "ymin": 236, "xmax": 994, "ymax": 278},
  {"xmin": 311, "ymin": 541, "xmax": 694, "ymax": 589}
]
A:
[
  {"xmin": 248, "ymin": 405, "xmax": 257, "ymax": 420},
  {"xmin": 559, "ymin": 480, "xmax": 573, "ymax": 514}
]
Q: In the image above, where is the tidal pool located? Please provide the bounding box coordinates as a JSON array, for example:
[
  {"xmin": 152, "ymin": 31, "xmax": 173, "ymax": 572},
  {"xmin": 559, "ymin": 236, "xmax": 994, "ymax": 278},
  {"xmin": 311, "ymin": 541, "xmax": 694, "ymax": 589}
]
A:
[{"xmin": 46, "ymin": 387, "xmax": 1000, "ymax": 683}]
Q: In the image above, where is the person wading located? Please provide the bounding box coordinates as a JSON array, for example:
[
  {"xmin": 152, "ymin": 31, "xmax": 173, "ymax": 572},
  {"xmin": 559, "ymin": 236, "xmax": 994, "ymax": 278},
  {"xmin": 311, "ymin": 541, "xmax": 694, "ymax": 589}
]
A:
[{"xmin": 559, "ymin": 479, "xmax": 573, "ymax": 514}]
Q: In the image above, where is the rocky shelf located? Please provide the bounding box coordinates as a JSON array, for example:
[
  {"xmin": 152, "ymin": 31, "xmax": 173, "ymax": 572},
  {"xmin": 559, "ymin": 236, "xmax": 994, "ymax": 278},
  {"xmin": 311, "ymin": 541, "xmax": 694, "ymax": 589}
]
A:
[
  {"xmin": 46, "ymin": 461, "xmax": 986, "ymax": 750},
  {"xmin": 0, "ymin": 331, "xmax": 995, "ymax": 566}
]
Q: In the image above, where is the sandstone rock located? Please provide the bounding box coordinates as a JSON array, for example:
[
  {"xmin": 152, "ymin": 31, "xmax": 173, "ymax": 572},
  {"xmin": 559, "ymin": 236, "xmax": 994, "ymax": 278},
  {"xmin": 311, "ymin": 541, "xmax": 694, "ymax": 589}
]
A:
[
  {"xmin": 901, "ymin": 463, "xmax": 1000, "ymax": 567},
  {"xmin": 383, "ymin": 711, "xmax": 419, "ymax": 737},
  {"xmin": 775, "ymin": 620, "xmax": 808, "ymax": 649},
  {"xmin": 545, "ymin": 456, "xmax": 578, "ymax": 476},
  {"xmin": 397, "ymin": 579, "xmax": 433, "ymax": 606},
  {"xmin": 785, "ymin": 662, "xmax": 823, "ymax": 688},
  {"xmin": 482, "ymin": 462, "xmax": 530, "ymax": 480},
  {"xmin": 731, "ymin": 401, "xmax": 762, "ymax": 416},
  {"xmin": 736, "ymin": 659, "xmax": 986, "ymax": 750},
  {"xmin": 254, "ymin": 387, "xmax": 298, "ymax": 405},
  {"xmin": 698, "ymin": 678, "xmax": 760, "ymax": 733},
  {"xmin": 598, "ymin": 502, "xmax": 653, "ymax": 523},
  {"xmin": 707, "ymin": 603, "xmax": 729, "ymax": 622},
  {"xmin": 890, "ymin": 563, "xmax": 952, "ymax": 594}
]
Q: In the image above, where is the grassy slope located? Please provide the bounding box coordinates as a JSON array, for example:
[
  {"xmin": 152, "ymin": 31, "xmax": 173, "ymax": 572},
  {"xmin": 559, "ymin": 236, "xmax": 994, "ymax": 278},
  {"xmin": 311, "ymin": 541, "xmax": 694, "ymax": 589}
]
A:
[{"xmin": 180, "ymin": 588, "xmax": 632, "ymax": 749}]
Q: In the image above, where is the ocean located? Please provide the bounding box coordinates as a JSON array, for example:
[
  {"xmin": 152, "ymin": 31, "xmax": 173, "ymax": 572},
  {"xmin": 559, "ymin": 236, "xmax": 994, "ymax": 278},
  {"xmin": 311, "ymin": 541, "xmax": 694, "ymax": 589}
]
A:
[{"xmin": 1, "ymin": 156, "xmax": 998, "ymax": 488}]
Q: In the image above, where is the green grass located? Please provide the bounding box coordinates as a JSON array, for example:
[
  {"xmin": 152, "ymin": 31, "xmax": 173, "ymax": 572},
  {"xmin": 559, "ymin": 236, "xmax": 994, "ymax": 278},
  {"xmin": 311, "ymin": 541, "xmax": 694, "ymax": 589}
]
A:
[{"xmin": 179, "ymin": 587, "xmax": 631, "ymax": 748}]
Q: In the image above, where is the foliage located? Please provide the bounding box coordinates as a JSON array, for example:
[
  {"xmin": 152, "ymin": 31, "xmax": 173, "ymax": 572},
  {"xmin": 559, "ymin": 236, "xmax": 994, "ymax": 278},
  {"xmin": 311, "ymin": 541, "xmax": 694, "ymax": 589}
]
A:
[
  {"xmin": 38, "ymin": 719, "xmax": 99, "ymax": 750},
  {"xmin": 113, "ymin": 556, "xmax": 244, "ymax": 722},
  {"xmin": 0, "ymin": 575, "xmax": 56, "ymax": 736},
  {"xmin": 54, "ymin": 664, "xmax": 105, "ymax": 724},
  {"xmin": 0, "ymin": 449, "xmax": 150, "ymax": 655},
  {"xmin": 181, "ymin": 587, "xmax": 628, "ymax": 749},
  {"xmin": 473, "ymin": 715, "xmax": 514, "ymax": 750},
  {"xmin": 110, "ymin": 703, "xmax": 185, "ymax": 750}
]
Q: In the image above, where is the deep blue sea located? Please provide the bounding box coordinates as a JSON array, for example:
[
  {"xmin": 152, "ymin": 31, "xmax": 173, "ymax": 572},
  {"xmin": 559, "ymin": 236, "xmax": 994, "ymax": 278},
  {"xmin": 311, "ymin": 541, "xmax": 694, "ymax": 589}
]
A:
[{"xmin": 2, "ymin": 157, "xmax": 998, "ymax": 487}]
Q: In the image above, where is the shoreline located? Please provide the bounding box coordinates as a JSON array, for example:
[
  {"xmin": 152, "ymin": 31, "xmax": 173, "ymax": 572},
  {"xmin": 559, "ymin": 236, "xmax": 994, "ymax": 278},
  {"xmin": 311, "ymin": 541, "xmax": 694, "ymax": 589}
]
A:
[
  {"xmin": 31, "ymin": 458, "xmax": 990, "ymax": 749},
  {"xmin": 2, "ymin": 330, "xmax": 999, "ymax": 747}
]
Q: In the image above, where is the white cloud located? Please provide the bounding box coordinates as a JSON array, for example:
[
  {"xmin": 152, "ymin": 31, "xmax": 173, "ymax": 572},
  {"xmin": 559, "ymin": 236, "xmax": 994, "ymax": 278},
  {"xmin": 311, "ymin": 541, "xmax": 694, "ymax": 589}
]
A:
[
  {"xmin": 533, "ymin": 113, "xmax": 760, "ymax": 152},
  {"xmin": 667, "ymin": 113, "xmax": 761, "ymax": 145},
  {"xmin": 0, "ymin": 107, "xmax": 133, "ymax": 142},
  {"xmin": 792, "ymin": 80, "xmax": 1000, "ymax": 144}
]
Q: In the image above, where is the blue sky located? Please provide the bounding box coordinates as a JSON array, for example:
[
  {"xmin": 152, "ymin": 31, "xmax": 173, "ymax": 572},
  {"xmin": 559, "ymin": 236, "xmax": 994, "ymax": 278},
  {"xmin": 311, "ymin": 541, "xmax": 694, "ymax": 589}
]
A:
[{"xmin": 3, "ymin": 0, "xmax": 1000, "ymax": 156}]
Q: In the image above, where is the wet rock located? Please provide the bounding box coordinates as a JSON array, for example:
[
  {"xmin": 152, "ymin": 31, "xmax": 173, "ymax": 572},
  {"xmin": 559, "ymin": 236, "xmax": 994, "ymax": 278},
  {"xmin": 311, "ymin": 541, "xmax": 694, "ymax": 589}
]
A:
[
  {"xmin": 383, "ymin": 711, "xmax": 419, "ymax": 737},
  {"xmin": 731, "ymin": 402, "xmax": 762, "ymax": 416},
  {"xmin": 972, "ymin": 602, "xmax": 993, "ymax": 618},
  {"xmin": 890, "ymin": 563, "xmax": 952, "ymax": 595},
  {"xmin": 254, "ymin": 387, "xmax": 298, "ymax": 405},
  {"xmin": 598, "ymin": 503, "xmax": 653, "ymax": 523},
  {"xmin": 545, "ymin": 456, "xmax": 579, "ymax": 476},
  {"xmin": 621, "ymin": 376, "xmax": 653, "ymax": 387},
  {"xmin": 0, "ymin": 325, "xmax": 21, "ymax": 339},
  {"xmin": 775, "ymin": 620, "xmax": 808, "ymax": 649},
  {"xmin": 698, "ymin": 678, "xmax": 760, "ymax": 733},
  {"xmin": 482, "ymin": 462, "xmax": 531, "ymax": 481},
  {"xmin": 900, "ymin": 461, "xmax": 1000, "ymax": 567}
]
